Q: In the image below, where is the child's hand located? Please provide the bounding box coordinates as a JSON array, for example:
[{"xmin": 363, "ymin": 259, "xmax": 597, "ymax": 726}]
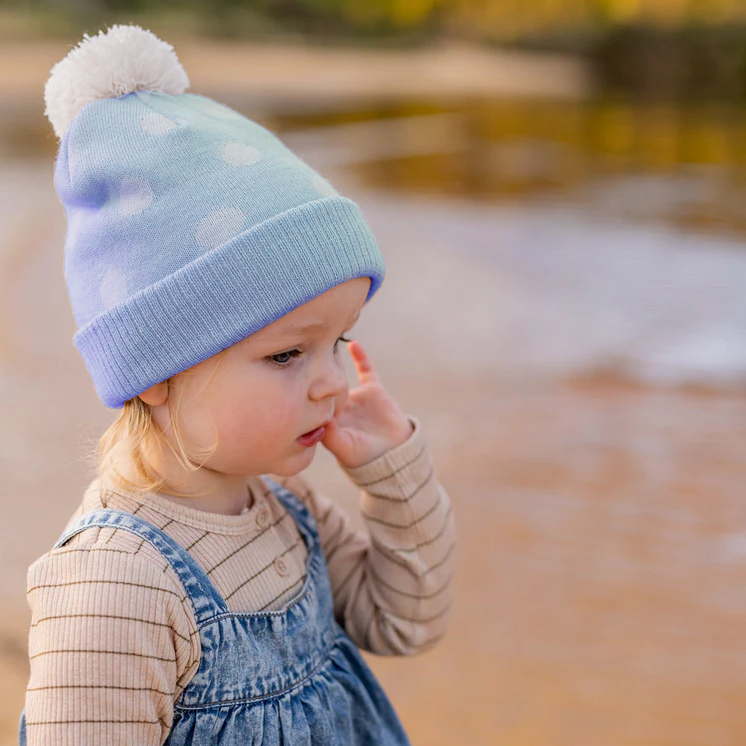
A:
[{"xmin": 320, "ymin": 339, "xmax": 414, "ymax": 469}]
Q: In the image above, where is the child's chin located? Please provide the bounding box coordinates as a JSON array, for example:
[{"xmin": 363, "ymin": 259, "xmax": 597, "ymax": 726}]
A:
[{"xmin": 271, "ymin": 452, "xmax": 315, "ymax": 476}]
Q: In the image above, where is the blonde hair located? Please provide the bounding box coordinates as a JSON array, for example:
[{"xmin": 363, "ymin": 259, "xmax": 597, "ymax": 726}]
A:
[{"xmin": 87, "ymin": 348, "xmax": 230, "ymax": 499}]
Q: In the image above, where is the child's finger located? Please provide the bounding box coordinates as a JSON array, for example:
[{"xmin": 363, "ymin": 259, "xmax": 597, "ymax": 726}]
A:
[{"xmin": 347, "ymin": 340, "xmax": 378, "ymax": 384}]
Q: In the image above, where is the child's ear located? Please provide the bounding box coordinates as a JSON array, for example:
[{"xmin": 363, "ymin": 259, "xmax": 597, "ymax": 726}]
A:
[{"xmin": 138, "ymin": 381, "xmax": 168, "ymax": 407}]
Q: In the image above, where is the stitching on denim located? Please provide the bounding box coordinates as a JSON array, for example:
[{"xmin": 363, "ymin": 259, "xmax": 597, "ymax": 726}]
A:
[
  {"xmin": 173, "ymin": 637, "xmax": 336, "ymax": 710},
  {"xmin": 199, "ymin": 573, "xmax": 313, "ymax": 625},
  {"xmin": 190, "ymin": 541, "xmax": 322, "ymax": 627},
  {"xmin": 190, "ymin": 541, "xmax": 326, "ymax": 627}
]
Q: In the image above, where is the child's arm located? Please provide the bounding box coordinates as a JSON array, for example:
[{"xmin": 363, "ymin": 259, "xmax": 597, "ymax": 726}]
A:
[
  {"xmin": 282, "ymin": 414, "xmax": 456, "ymax": 656},
  {"xmin": 24, "ymin": 543, "xmax": 200, "ymax": 745}
]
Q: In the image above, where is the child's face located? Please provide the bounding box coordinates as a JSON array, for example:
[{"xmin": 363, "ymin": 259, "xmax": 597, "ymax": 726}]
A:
[{"xmin": 136, "ymin": 276, "xmax": 371, "ymax": 505}]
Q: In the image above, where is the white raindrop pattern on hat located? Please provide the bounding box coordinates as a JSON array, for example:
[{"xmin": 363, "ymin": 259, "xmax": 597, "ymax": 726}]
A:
[
  {"xmin": 117, "ymin": 176, "xmax": 153, "ymax": 215},
  {"xmin": 141, "ymin": 113, "xmax": 178, "ymax": 135},
  {"xmin": 312, "ymin": 174, "xmax": 338, "ymax": 197},
  {"xmin": 221, "ymin": 142, "xmax": 262, "ymax": 167},
  {"xmin": 194, "ymin": 207, "xmax": 246, "ymax": 249},
  {"xmin": 99, "ymin": 267, "xmax": 128, "ymax": 310}
]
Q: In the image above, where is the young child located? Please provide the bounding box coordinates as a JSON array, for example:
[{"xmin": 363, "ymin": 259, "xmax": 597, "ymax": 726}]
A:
[{"xmin": 19, "ymin": 23, "xmax": 456, "ymax": 746}]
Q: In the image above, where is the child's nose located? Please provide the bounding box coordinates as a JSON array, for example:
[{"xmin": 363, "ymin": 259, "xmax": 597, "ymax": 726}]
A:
[{"xmin": 308, "ymin": 355, "xmax": 348, "ymax": 401}]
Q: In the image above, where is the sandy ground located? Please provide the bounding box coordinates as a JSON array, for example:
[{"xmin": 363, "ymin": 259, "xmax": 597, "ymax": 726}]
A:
[{"xmin": 1, "ymin": 39, "xmax": 745, "ymax": 746}]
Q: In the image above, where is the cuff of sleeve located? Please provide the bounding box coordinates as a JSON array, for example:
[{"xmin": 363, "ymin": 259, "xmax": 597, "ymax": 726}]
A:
[{"xmin": 341, "ymin": 415, "xmax": 430, "ymax": 492}]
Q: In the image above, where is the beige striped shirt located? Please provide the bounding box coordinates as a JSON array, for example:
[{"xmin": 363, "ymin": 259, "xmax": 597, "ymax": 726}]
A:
[{"xmin": 23, "ymin": 414, "xmax": 456, "ymax": 745}]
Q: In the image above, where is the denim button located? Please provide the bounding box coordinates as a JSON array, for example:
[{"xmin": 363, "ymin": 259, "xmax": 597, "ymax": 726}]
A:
[{"xmin": 274, "ymin": 557, "xmax": 289, "ymax": 576}]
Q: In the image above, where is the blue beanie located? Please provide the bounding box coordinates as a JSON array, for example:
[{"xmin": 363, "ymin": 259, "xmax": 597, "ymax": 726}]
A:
[{"xmin": 44, "ymin": 25, "xmax": 385, "ymax": 409}]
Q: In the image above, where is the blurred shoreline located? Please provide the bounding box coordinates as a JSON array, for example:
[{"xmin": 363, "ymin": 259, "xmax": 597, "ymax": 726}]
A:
[{"xmin": 0, "ymin": 37, "xmax": 591, "ymax": 114}]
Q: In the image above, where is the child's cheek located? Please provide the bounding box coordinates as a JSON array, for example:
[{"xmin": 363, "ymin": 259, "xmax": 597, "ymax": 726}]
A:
[{"xmin": 333, "ymin": 388, "xmax": 350, "ymax": 416}]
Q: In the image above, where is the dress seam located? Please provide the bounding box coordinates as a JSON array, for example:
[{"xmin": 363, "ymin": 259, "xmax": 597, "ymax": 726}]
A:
[{"xmin": 173, "ymin": 637, "xmax": 336, "ymax": 710}]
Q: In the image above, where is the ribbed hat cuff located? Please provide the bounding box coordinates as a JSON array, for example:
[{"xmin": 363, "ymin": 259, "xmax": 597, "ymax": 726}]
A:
[{"xmin": 73, "ymin": 196, "xmax": 385, "ymax": 408}]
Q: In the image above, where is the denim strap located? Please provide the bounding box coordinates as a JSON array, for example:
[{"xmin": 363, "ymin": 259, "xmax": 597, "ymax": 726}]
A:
[{"xmin": 54, "ymin": 507, "xmax": 230, "ymax": 623}]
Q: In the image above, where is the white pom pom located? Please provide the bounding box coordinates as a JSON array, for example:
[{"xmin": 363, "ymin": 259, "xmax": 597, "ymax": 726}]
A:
[{"xmin": 44, "ymin": 24, "xmax": 189, "ymax": 139}]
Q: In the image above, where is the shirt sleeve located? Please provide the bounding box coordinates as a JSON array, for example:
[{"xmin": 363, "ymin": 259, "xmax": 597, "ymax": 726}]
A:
[
  {"xmin": 284, "ymin": 414, "xmax": 457, "ymax": 656},
  {"xmin": 24, "ymin": 543, "xmax": 200, "ymax": 746}
]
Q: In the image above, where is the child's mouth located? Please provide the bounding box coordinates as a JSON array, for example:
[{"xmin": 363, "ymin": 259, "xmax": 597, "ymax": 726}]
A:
[{"xmin": 297, "ymin": 426, "xmax": 326, "ymax": 447}]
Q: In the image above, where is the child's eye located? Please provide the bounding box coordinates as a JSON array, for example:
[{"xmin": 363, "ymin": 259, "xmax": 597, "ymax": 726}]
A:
[{"xmin": 266, "ymin": 335, "xmax": 352, "ymax": 369}]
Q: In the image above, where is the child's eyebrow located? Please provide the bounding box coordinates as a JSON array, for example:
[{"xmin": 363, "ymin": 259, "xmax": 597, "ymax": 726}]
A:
[{"xmin": 265, "ymin": 310, "xmax": 361, "ymax": 339}]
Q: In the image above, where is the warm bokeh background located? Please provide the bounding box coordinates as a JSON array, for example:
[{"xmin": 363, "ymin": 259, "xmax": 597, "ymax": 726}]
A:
[{"xmin": 2, "ymin": 1, "xmax": 746, "ymax": 744}]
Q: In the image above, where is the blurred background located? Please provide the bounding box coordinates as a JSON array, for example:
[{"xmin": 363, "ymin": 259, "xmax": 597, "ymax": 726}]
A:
[{"xmin": 2, "ymin": 1, "xmax": 746, "ymax": 744}]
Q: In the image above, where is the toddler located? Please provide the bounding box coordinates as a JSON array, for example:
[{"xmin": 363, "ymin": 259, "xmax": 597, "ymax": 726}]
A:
[{"xmin": 19, "ymin": 24, "xmax": 457, "ymax": 746}]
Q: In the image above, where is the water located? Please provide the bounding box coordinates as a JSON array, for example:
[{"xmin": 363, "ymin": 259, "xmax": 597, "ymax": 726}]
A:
[
  {"xmin": 270, "ymin": 98, "xmax": 746, "ymax": 389},
  {"xmin": 271, "ymin": 98, "xmax": 746, "ymax": 236}
]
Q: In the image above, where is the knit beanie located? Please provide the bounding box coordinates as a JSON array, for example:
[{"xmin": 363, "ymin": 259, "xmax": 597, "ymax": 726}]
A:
[{"xmin": 44, "ymin": 24, "xmax": 385, "ymax": 409}]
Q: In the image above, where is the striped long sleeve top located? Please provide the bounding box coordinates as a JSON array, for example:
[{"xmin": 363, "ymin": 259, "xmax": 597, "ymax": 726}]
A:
[{"xmin": 23, "ymin": 414, "xmax": 456, "ymax": 745}]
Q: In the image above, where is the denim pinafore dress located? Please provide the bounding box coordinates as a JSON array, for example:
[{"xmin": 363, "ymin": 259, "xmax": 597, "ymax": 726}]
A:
[{"xmin": 19, "ymin": 477, "xmax": 412, "ymax": 746}]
